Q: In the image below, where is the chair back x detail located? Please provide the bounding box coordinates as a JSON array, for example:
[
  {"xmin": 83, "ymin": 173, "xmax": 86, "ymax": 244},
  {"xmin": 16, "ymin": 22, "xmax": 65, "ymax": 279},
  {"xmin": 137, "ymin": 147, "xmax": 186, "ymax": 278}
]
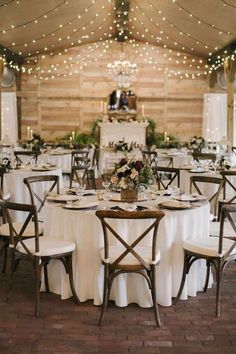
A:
[
  {"xmin": 152, "ymin": 166, "xmax": 180, "ymax": 189},
  {"xmin": 23, "ymin": 175, "xmax": 59, "ymax": 216}
]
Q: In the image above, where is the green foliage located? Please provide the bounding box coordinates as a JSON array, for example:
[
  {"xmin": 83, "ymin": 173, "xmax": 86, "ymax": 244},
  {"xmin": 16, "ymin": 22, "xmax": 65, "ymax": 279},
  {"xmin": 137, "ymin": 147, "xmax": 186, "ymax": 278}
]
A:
[{"xmin": 146, "ymin": 118, "xmax": 179, "ymax": 148}]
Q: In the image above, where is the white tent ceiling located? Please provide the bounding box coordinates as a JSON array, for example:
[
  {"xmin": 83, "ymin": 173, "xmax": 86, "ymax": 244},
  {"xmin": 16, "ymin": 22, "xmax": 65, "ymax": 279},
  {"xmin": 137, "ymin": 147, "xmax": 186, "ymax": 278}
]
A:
[{"xmin": 0, "ymin": 0, "xmax": 235, "ymax": 62}]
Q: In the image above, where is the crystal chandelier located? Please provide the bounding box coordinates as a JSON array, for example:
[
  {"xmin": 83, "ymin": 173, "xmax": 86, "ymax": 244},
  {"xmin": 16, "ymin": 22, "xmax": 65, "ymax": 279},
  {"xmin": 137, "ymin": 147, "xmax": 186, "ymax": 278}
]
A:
[{"xmin": 107, "ymin": 57, "xmax": 138, "ymax": 89}]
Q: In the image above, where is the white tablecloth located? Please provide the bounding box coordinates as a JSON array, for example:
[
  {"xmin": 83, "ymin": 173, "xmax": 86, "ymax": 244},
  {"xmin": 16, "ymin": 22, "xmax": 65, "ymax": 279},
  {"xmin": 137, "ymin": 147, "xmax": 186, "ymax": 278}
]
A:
[
  {"xmin": 43, "ymin": 196, "xmax": 210, "ymax": 307},
  {"xmin": 38, "ymin": 152, "xmax": 72, "ymax": 173}
]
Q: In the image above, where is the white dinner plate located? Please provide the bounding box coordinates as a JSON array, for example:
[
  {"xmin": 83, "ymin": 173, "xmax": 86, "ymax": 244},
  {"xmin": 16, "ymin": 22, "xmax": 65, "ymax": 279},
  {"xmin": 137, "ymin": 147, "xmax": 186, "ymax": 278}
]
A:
[
  {"xmin": 31, "ymin": 166, "xmax": 57, "ymax": 171},
  {"xmin": 175, "ymin": 194, "xmax": 207, "ymax": 202},
  {"xmin": 189, "ymin": 169, "xmax": 209, "ymax": 173},
  {"xmin": 158, "ymin": 200, "xmax": 192, "ymax": 210},
  {"xmin": 63, "ymin": 202, "xmax": 99, "ymax": 210},
  {"xmin": 47, "ymin": 194, "xmax": 80, "ymax": 202}
]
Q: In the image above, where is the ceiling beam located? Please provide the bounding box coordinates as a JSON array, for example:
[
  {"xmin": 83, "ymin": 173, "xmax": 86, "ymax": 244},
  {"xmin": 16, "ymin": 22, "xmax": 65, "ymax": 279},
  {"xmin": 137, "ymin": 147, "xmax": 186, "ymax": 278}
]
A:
[
  {"xmin": 0, "ymin": 43, "xmax": 24, "ymax": 65},
  {"xmin": 115, "ymin": 0, "xmax": 129, "ymax": 42}
]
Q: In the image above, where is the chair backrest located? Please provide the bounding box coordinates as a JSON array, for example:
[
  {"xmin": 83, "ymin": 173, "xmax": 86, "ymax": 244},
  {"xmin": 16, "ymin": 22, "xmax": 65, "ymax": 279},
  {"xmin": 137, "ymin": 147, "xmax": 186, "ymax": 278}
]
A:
[
  {"xmin": 71, "ymin": 149, "xmax": 90, "ymax": 168},
  {"xmin": 14, "ymin": 151, "xmax": 41, "ymax": 165},
  {"xmin": 152, "ymin": 166, "xmax": 180, "ymax": 189},
  {"xmin": 95, "ymin": 210, "xmax": 165, "ymax": 268},
  {"xmin": 218, "ymin": 204, "xmax": 236, "ymax": 258},
  {"xmin": 23, "ymin": 175, "xmax": 60, "ymax": 215},
  {"xmin": 190, "ymin": 175, "xmax": 223, "ymax": 217},
  {"xmin": 141, "ymin": 150, "xmax": 157, "ymax": 167},
  {"xmin": 155, "ymin": 156, "xmax": 173, "ymax": 168},
  {"xmin": 220, "ymin": 170, "xmax": 236, "ymax": 203},
  {"xmin": 69, "ymin": 165, "xmax": 87, "ymax": 188},
  {"xmin": 192, "ymin": 152, "xmax": 217, "ymax": 163},
  {"xmin": 0, "ymin": 199, "xmax": 39, "ymax": 255}
]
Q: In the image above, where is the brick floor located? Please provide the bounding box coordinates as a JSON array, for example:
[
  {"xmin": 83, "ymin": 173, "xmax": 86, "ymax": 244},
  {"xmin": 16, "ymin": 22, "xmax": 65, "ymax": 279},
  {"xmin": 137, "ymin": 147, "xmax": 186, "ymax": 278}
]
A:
[{"xmin": 0, "ymin": 258, "xmax": 236, "ymax": 354}]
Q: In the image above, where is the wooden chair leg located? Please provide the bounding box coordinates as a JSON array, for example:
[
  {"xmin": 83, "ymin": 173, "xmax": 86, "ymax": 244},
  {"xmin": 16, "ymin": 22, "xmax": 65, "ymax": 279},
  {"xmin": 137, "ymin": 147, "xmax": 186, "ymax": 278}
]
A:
[
  {"xmin": 98, "ymin": 264, "xmax": 109, "ymax": 325},
  {"xmin": 66, "ymin": 254, "xmax": 80, "ymax": 304},
  {"xmin": 5, "ymin": 248, "xmax": 14, "ymax": 302},
  {"xmin": 35, "ymin": 258, "xmax": 41, "ymax": 317},
  {"xmin": 203, "ymin": 260, "xmax": 211, "ymax": 292},
  {"xmin": 215, "ymin": 261, "xmax": 222, "ymax": 317},
  {"xmin": 150, "ymin": 265, "xmax": 161, "ymax": 327},
  {"xmin": 173, "ymin": 253, "xmax": 190, "ymax": 305},
  {"xmin": 43, "ymin": 263, "xmax": 50, "ymax": 293},
  {"xmin": 2, "ymin": 243, "xmax": 8, "ymax": 273}
]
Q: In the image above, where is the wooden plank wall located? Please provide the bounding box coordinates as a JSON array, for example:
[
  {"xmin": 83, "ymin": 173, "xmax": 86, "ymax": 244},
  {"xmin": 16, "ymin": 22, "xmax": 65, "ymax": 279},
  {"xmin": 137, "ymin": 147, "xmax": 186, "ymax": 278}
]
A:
[{"xmin": 19, "ymin": 41, "xmax": 208, "ymax": 142}]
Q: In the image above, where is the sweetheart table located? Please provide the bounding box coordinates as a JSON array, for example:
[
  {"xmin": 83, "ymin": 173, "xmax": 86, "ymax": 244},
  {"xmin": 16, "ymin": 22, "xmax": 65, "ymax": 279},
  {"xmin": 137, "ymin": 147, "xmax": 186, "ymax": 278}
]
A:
[{"xmin": 43, "ymin": 195, "xmax": 210, "ymax": 307}]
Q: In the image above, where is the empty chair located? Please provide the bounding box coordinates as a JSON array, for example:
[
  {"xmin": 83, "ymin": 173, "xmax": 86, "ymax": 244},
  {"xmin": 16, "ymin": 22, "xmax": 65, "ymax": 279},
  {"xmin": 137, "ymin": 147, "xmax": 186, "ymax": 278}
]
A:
[
  {"xmin": 190, "ymin": 175, "xmax": 223, "ymax": 219},
  {"xmin": 95, "ymin": 209, "xmax": 165, "ymax": 326},
  {"xmin": 152, "ymin": 166, "xmax": 180, "ymax": 190},
  {"xmin": 173, "ymin": 204, "xmax": 236, "ymax": 317},
  {"xmin": 14, "ymin": 150, "xmax": 41, "ymax": 166},
  {"xmin": 23, "ymin": 175, "xmax": 60, "ymax": 222},
  {"xmin": 155, "ymin": 155, "xmax": 173, "ymax": 168},
  {"xmin": 192, "ymin": 152, "xmax": 217, "ymax": 164},
  {"xmin": 141, "ymin": 149, "xmax": 157, "ymax": 167},
  {"xmin": 2, "ymin": 199, "xmax": 79, "ymax": 316}
]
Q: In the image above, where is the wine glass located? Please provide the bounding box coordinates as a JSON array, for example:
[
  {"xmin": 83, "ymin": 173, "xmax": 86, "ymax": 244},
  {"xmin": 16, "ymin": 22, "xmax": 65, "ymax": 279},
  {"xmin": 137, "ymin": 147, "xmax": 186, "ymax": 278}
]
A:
[{"xmin": 102, "ymin": 180, "xmax": 110, "ymax": 191}]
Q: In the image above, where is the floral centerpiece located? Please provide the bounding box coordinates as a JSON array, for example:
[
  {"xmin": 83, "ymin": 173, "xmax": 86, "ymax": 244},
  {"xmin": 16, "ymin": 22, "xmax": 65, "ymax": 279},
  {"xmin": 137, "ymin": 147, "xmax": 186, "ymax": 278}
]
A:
[
  {"xmin": 189, "ymin": 136, "xmax": 207, "ymax": 152},
  {"xmin": 110, "ymin": 157, "xmax": 153, "ymax": 202},
  {"xmin": 28, "ymin": 134, "xmax": 45, "ymax": 151},
  {"xmin": 114, "ymin": 140, "xmax": 133, "ymax": 153}
]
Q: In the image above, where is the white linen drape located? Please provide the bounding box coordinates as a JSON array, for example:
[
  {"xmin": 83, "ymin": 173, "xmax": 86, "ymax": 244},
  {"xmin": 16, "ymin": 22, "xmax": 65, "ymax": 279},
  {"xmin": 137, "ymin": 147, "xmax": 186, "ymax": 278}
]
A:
[
  {"xmin": 1, "ymin": 92, "xmax": 18, "ymax": 145},
  {"xmin": 202, "ymin": 93, "xmax": 236, "ymax": 144}
]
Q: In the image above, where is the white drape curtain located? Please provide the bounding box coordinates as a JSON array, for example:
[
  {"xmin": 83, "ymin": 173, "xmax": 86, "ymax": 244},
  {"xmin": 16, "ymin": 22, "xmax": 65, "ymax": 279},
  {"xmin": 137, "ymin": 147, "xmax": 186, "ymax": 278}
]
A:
[
  {"xmin": 1, "ymin": 92, "xmax": 18, "ymax": 145},
  {"xmin": 202, "ymin": 93, "xmax": 236, "ymax": 144}
]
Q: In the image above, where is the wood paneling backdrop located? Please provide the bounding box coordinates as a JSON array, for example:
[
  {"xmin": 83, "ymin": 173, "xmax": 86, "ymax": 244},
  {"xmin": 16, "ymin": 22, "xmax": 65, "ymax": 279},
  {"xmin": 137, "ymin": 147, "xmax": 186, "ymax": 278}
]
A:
[{"xmin": 17, "ymin": 41, "xmax": 209, "ymax": 142}]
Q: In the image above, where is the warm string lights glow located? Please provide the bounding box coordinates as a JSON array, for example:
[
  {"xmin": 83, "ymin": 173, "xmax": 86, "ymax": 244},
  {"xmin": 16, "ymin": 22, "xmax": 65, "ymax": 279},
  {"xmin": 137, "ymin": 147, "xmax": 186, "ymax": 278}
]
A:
[
  {"xmin": 220, "ymin": 0, "xmax": 236, "ymax": 9},
  {"xmin": 171, "ymin": 0, "xmax": 236, "ymax": 38},
  {"xmin": 22, "ymin": 39, "xmax": 207, "ymax": 82},
  {"xmin": 1, "ymin": 0, "xmax": 69, "ymax": 33},
  {"xmin": 9, "ymin": 0, "xmax": 106, "ymax": 55},
  {"xmin": 0, "ymin": 0, "xmax": 223, "ymax": 80},
  {"xmin": 146, "ymin": 1, "xmax": 215, "ymax": 51}
]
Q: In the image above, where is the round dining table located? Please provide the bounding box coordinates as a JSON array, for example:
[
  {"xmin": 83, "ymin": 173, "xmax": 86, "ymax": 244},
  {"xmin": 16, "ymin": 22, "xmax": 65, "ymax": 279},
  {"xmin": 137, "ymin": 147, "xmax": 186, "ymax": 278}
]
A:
[{"xmin": 43, "ymin": 194, "xmax": 210, "ymax": 308}]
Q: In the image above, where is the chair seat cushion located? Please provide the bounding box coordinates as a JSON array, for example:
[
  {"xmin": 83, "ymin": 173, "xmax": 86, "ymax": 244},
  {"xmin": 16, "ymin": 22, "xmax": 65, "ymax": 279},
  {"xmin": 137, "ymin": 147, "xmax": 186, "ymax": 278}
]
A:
[
  {"xmin": 183, "ymin": 237, "xmax": 236, "ymax": 258},
  {"xmin": 16, "ymin": 237, "xmax": 75, "ymax": 257},
  {"xmin": 100, "ymin": 245, "xmax": 161, "ymax": 266},
  {"xmin": 0, "ymin": 222, "xmax": 44, "ymax": 237},
  {"xmin": 210, "ymin": 221, "xmax": 236, "ymax": 238}
]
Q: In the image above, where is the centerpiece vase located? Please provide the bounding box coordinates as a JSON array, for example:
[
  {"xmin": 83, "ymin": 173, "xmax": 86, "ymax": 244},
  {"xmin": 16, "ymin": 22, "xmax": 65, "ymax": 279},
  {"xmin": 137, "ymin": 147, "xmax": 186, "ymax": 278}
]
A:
[{"xmin": 121, "ymin": 189, "xmax": 138, "ymax": 202}]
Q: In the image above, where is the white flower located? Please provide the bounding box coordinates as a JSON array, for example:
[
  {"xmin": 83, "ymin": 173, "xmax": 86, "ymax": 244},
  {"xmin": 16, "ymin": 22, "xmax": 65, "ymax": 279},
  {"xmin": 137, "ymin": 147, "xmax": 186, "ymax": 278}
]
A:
[
  {"xmin": 117, "ymin": 165, "xmax": 129, "ymax": 174},
  {"xmin": 130, "ymin": 168, "xmax": 138, "ymax": 179},
  {"xmin": 111, "ymin": 175, "xmax": 118, "ymax": 184},
  {"xmin": 119, "ymin": 177, "xmax": 127, "ymax": 189}
]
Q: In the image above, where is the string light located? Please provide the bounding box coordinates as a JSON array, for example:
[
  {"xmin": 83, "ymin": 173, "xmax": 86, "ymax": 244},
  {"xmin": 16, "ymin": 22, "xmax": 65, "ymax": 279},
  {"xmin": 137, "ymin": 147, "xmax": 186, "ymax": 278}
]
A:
[
  {"xmin": 1, "ymin": 0, "xmax": 69, "ymax": 33},
  {"xmin": 8, "ymin": 0, "xmax": 103, "ymax": 52},
  {"xmin": 171, "ymin": 0, "xmax": 236, "ymax": 37}
]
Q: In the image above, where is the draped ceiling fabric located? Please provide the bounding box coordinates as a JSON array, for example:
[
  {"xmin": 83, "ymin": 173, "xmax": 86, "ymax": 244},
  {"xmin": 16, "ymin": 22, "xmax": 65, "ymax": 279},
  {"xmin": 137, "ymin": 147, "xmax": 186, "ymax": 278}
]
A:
[
  {"xmin": 203, "ymin": 93, "xmax": 236, "ymax": 145},
  {"xmin": 1, "ymin": 92, "xmax": 18, "ymax": 145}
]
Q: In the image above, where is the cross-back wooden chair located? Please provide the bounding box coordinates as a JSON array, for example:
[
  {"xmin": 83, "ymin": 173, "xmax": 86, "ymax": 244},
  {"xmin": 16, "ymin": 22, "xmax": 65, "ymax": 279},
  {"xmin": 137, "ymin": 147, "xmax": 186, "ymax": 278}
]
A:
[
  {"xmin": 23, "ymin": 175, "xmax": 59, "ymax": 221},
  {"xmin": 155, "ymin": 156, "xmax": 173, "ymax": 168},
  {"xmin": 71, "ymin": 149, "xmax": 90, "ymax": 168},
  {"xmin": 192, "ymin": 152, "xmax": 217, "ymax": 163},
  {"xmin": 141, "ymin": 150, "xmax": 157, "ymax": 167},
  {"xmin": 216, "ymin": 170, "xmax": 236, "ymax": 220},
  {"xmin": 152, "ymin": 166, "xmax": 180, "ymax": 190},
  {"xmin": 14, "ymin": 151, "xmax": 41, "ymax": 166},
  {"xmin": 1, "ymin": 199, "xmax": 79, "ymax": 316},
  {"xmin": 173, "ymin": 204, "xmax": 236, "ymax": 317},
  {"xmin": 95, "ymin": 209, "xmax": 165, "ymax": 327},
  {"xmin": 190, "ymin": 175, "xmax": 224, "ymax": 219}
]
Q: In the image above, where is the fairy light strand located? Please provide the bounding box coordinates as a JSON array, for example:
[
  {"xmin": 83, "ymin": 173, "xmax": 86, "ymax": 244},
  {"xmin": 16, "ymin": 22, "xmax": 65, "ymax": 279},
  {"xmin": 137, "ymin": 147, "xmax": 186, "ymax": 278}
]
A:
[{"xmin": 1, "ymin": 0, "xmax": 68, "ymax": 33}]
